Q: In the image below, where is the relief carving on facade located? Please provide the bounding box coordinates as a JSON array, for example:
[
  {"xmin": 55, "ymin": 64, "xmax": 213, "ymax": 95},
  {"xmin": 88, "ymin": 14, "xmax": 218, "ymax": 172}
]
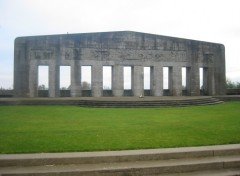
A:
[
  {"xmin": 80, "ymin": 48, "xmax": 188, "ymax": 62},
  {"xmin": 65, "ymin": 48, "xmax": 81, "ymax": 60},
  {"xmin": 96, "ymin": 49, "xmax": 110, "ymax": 58},
  {"xmin": 30, "ymin": 49, "xmax": 53, "ymax": 60},
  {"xmin": 137, "ymin": 50, "xmax": 186, "ymax": 62},
  {"xmin": 204, "ymin": 53, "xmax": 214, "ymax": 63}
]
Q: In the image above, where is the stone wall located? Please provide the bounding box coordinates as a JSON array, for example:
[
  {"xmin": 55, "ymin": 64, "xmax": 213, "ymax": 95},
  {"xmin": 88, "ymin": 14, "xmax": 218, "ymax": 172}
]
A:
[
  {"xmin": 0, "ymin": 90, "xmax": 14, "ymax": 97},
  {"xmin": 226, "ymin": 89, "xmax": 240, "ymax": 95}
]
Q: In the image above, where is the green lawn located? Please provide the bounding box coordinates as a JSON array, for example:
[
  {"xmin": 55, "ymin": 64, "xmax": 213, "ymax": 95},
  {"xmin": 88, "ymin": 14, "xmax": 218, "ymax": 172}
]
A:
[{"xmin": 0, "ymin": 102, "xmax": 240, "ymax": 154}]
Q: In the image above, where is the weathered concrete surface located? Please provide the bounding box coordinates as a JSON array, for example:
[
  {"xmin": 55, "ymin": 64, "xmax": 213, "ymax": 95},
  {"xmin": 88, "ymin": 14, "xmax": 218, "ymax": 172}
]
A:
[
  {"xmin": 0, "ymin": 144, "xmax": 239, "ymax": 175},
  {"xmin": 0, "ymin": 96, "xmax": 224, "ymax": 107},
  {"xmin": 14, "ymin": 31, "xmax": 226, "ymax": 97},
  {"xmin": 214, "ymin": 95, "xmax": 240, "ymax": 101}
]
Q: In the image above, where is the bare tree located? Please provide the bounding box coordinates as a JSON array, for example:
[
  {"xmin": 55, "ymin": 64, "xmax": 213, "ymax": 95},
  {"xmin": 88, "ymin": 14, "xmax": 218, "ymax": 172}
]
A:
[
  {"xmin": 103, "ymin": 86, "xmax": 111, "ymax": 90},
  {"xmin": 226, "ymin": 78, "xmax": 240, "ymax": 89},
  {"xmin": 38, "ymin": 84, "xmax": 47, "ymax": 90},
  {"xmin": 81, "ymin": 81, "xmax": 91, "ymax": 90},
  {"xmin": 60, "ymin": 86, "xmax": 71, "ymax": 90}
]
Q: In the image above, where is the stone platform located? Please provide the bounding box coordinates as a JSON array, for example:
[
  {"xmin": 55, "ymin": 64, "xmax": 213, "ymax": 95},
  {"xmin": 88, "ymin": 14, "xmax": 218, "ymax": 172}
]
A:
[
  {"xmin": 0, "ymin": 96, "xmax": 223, "ymax": 107},
  {"xmin": 0, "ymin": 144, "xmax": 240, "ymax": 175}
]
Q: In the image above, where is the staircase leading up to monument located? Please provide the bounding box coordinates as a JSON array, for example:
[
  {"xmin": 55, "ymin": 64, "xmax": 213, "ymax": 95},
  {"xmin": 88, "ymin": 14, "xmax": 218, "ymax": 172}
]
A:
[
  {"xmin": 0, "ymin": 144, "xmax": 240, "ymax": 175},
  {"xmin": 0, "ymin": 97, "xmax": 224, "ymax": 107},
  {"xmin": 78, "ymin": 97, "xmax": 223, "ymax": 108}
]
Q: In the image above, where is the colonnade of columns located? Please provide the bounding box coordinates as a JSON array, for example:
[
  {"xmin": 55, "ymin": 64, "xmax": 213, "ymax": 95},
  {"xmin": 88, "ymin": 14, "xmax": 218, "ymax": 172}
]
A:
[{"xmin": 29, "ymin": 63, "xmax": 213, "ymax": 97}]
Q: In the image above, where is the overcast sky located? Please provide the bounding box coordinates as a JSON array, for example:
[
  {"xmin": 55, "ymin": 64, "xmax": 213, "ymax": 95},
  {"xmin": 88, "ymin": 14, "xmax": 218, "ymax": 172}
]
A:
[{"xmin": 0, "ymin": 0, "xmax": 239, "ymax": 89}]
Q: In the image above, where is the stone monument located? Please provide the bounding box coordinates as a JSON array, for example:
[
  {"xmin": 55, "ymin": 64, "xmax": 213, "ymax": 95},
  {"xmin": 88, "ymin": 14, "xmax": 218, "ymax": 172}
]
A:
[{"xmin": 14, "ymin": 31, "xmax": 225, "ymax": 97}]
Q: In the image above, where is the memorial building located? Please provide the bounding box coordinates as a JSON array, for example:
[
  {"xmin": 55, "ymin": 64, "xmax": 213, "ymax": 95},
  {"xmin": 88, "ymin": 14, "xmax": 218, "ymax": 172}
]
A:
[{"xmin": 14, "ymin": 31, "xmax": 225, "ymax": 97}]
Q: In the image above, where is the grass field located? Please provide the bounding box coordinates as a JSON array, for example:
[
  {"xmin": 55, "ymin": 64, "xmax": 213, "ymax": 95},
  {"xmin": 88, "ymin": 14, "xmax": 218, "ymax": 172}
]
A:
[{"xmin": 0, "ymin": 102, "xmax": 240, "ymax": 154}]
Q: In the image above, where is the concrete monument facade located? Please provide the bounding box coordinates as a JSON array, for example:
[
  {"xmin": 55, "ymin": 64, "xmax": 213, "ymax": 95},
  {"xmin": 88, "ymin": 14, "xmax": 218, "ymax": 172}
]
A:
[{"xmin": 14, "ymin": 31, "xmax": 226, "ymax": 97}]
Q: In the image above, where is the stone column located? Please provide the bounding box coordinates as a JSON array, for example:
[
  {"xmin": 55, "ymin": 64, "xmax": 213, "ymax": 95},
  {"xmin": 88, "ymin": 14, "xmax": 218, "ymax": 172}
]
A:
[
  {"xmin": 29, "ymin": 61, "xmax": 38, "ymax": 97},
  {"xmin": 168, "ymin": 67, "xmax": 173, "ymax": 96},
  {"xmin": 92, "ymin": 64, "xmax": 103, "ymax": 97},
  {"xmin": 203, "ymin": 67, "xmax": 215, "ymax": 95},
  {"xmin": 49, "ymin": 62, "xmax": 60, "ymax": 97},
  {"xmin": 71, "ymin": 62, "xmax": 81, "ymax": 97},
  {"xmin": 203, "ymin": 67, "xmax": 208, "ymax": 95},
  {"xmin": 214, "ymin": 45, "xmax": 226, "ymax": 95},
  {"xmin": 190, "ymin": 66, "xmax": 200, "ymax": 96},
  {"xmin": 172, "ymin": 66, "xmax": 182, "ymax": 96},
  {"xmin": 188, "ymin": 42, "xmax": 200, "ymax": 96},
  {"xmin": 207, "ymin": 67, "xmax": 215, "ymax": 95},
  {"xmin": 186, "ymin": 67, "xmax": 191, "ymax": 95},
  {"xmin": 132, "ymin": 66, "xmax": 144, "ymax": 96},
  {"xmin": 112, "ymin": 65, "xmax": 124, "ymax": 96},
  {"xmin": 151, "ymin": 66, "xmax": 163, "ymax": 96},
  {"xmin": 14, "ymin": 39, "xmax": 29, "ymax": 97}
]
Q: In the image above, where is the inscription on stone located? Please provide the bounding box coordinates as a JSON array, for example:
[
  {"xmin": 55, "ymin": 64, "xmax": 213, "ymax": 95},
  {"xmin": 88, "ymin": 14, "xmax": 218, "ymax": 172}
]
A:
[
  {"xmin": 65, "ymin": 48, "xmax": 81, "ymax": 60},
  {"xmin": 30, "ymin": 49, "xmax": 53, "ymax": 60},
  {"xmin": 83, "ymin": 48, "xmax": 186, "ymax": 62},
  {"xmin": 204, "ymin": 53, "xmax": 214, "ymax": 63},
  {"xmin": 14, "ymin": 31, "xmax": 226, "ymax": 97}
]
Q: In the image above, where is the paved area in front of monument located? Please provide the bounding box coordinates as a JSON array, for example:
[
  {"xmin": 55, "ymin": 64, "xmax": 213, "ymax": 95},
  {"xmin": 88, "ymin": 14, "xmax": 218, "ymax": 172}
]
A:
[{"xmin": 0, "ymin": 144, "xmax": 240, "ymax": 175}]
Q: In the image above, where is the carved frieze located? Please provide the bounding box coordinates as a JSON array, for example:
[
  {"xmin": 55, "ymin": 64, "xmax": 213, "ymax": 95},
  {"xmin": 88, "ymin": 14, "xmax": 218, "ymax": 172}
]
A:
[
  {"xmin": 95, "ymin": 49, "xmax": 110, "ymax": 58},
  {"xmin": 30, "ymin": 49, "xmax": 53, "ymax": 60},
  {"xmin": 64, "ymin": 48, "xmax": 81, "ymax": 60},
  {"xmin": 82, "ymin": 48, "xmax": 187, "ymax": 62},
  {"xmin": 203, "ymin": 53, "xmax": 214, "ymax": 63},
  {"xmin": 118, "ymin": 49, "xmax": 186, "ymax": 61}
]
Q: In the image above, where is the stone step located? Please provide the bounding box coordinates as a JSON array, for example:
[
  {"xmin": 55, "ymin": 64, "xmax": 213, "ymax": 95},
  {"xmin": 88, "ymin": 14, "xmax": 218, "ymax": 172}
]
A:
[
  {"xmin": 158, "ymin": 169, "xmax": 240, "ymax": 176},
  {"xmin": 0, "ymin": 97, "xmax": 224, "ymax": 107},
  {"xmin": 0, "ymin": 144, "xmax": 240, "ymax": 176},
  {"xmin": 0, "ymin": 155, "xmax": 239, "ymax": 175},
  {"xmin": 77, "ymin": 98, "xmax": 224, "ymax": 107},
  {"xmin": 1, "ymin": 144, "xmax": 239, "ymax": 167}
]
